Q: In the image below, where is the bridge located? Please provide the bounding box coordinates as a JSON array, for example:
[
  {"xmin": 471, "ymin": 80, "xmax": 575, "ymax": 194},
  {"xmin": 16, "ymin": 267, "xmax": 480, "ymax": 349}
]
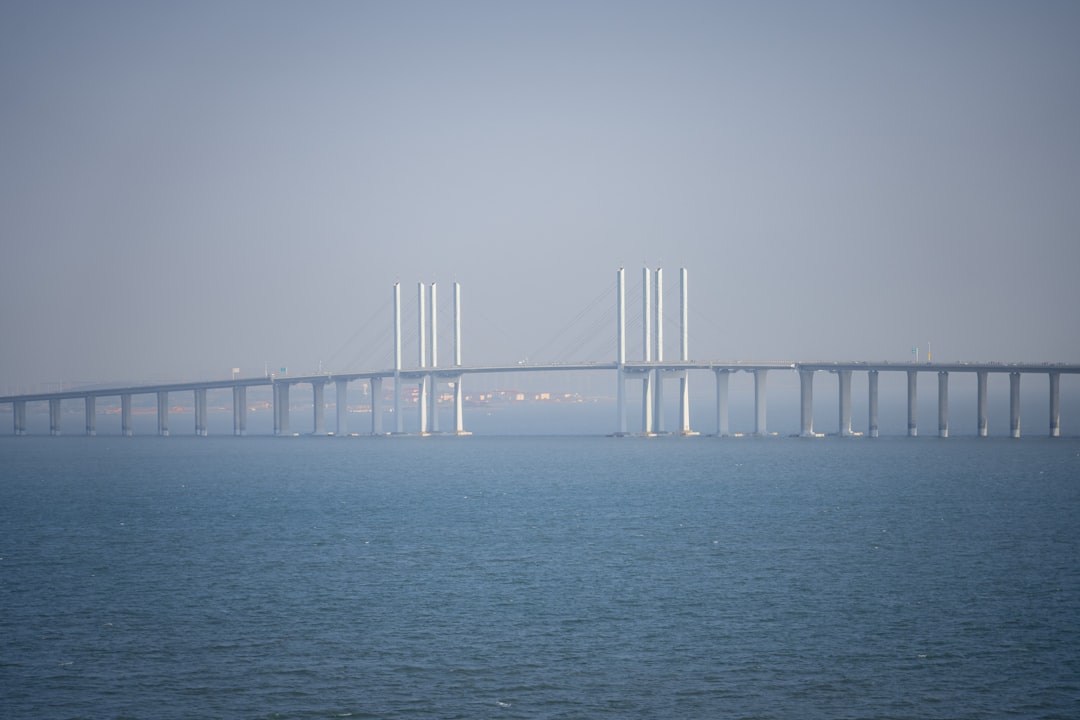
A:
[{"xmin": 2, "ymin": 268, "xmax": 1078, "ymax": 438}]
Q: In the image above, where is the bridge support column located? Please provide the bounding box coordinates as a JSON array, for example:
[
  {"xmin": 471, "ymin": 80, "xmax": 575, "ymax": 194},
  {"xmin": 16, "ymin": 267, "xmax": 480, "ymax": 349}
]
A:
[
  {"xmin": 335, "ymin": 380, "xmax": 348, "ymax": 436},
  {"xmin": 838, "ymin": 369, "xmax": 852, "ymax": 437},
  {"xmin": 868, "ymin": 370, "xmax": 879, "ymax": 438},
  {"xmin": 754, "ymin": 369, "xmax": 767, "ymax": 436},
  {"xmin": 616, "ymin": 368, "xmax": 627, "ymax": 435},
  {"xmin": 678, "ymin": 372, "xmax": 693, "ymax": 435},
  {"xmin": 653, "ymin": 370, "xmax": 665, "ymax": 433},
  {"xmin": 417, "ymin": 377, "xmax": 429, "ymax": 435},
  {"xmin": 1050, "ymin": 372, "xmax": 1061, "ymax": 438},
  {"xmin": 799, "ymin": 369, "xmax": 814, "ymax": 437},
  {"xmin": 85, "ymin": 396, "xmax": 96, "ymax": 436},
  {"xmin": 641, "ymin": 371, "xmax": 654, "ymax": 435},
  {"xmin": 157, "ymin": 392, "xmax": 169, "ymax": 437},
  {"xmin": 429, "ymin": 377, "xmax": 439, "ymax": 434},
  {"xmin": 312, "ymin": 380, "xmax": 326, "ymax": 435},
  {"xmin": 49, "ymin": 398, "xmax": 60, "ymax": 436},
  {"xmin": 122, "ymin": 394, "xmax": 133, "ymax": 436},
  {"xmin": 938, "ymin": 371, "xmax": 949, "ymax": 438},
  {"xmin": 906, "ymin": 371, "xmax": 917, "ymax": 437},
  {"xmin": 194, "ymin": 388, "xmax": 207, "ymax": 436},
  {"xmin": 976, "ymin": 370, "xmax": 988, "ymax": 437},
  {"xmin": 715, "ymin": 369, "xmax": 730, "ymax": 436},
  {"xmin": 233, "ymin": 385, "xmax": 247, "ymax": 436},
  {"xmin": 14, "ymin": 400, "xmax": 26, "ymax": 436},
  {"xmin": 393, "ymin": 374, "xmax": 403, "ymax": 434},
  {"xmin": 1010, "ymin": 372, "xmax": 1021, "ymax": 438},
  {"xmin": 452, "ymin": 376, "xmax": 466, "ymax": 435},
  {"xmin": 371, "ymin": 377, "xmax": 384, "ymax": 434},
  {"xmin": 275, "ymin": 383, "xmax": 290, "ymax": 436}
]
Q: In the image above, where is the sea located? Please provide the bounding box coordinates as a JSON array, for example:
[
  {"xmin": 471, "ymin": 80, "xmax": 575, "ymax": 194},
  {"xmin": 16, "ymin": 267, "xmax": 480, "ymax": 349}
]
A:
[{"xmin": 1, "ymin": 434, "xmax": 1078, "ymax": 719}]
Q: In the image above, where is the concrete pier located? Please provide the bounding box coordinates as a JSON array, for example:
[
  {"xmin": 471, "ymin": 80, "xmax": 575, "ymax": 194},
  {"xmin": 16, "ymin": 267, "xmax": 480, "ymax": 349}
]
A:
[
  {"xmin": 85, "ymin": 396, "xmax": 96, "ymax": 436},
  {"xmin": 906, "ymin": 371, "xmax": 918, "ymax": 437},
  {"xmin": 938, "ymin": 371, "xmax": 949, "ymax": 438},
  {"xmin": 14, "ymin": 399, "xmax": 26, "ymax": 436},
  {"xmin": 1010, "ymin": 372, "xmax": 1021, "ymax": 438},
  {"xmin": 452, "ymin": 377, "xmax": 464, "ymax": 434},
  {"xmin": 977, "ymin": 370, "xmax": 988, "ymax": 437},
  {"xmin": 654, "ymin": 372, "xmax": 665, "ymax": 433},
  {"xmin": 194, "ymin": 388, "xmax": 207, "ymax": 436},
  {"xmin": 275, "ymin": 383, "xmax": 290, "ymax": 436},
  {"xmin": 754, "ymin": 369, "xmax": 767, "ymax": 436},
  {"xmin": 336, "ymin": 380, "xmax": 348, "ymax": 436},
  {"xmin": 838, "ymin": 369, "xmax": 853, "ymax": 437},
  {"xmin": 799, "ymin": 369, "xmax": 814, "ymax": 437},
  {"xmin": 312, "ymin": 380, "xmax": 326, "ymax": 435},
  {"xmin": 715, "ymin": 369, "xmax": 730, "ymax": 436},
  {"xmin": 157, "ymin": 391, "xmax": 169, "ymax": 437},
  {"xmin": 233, "ymin": 385, "xmax": 247, "ymax": 436},
  {"xmin": 1050, "ymin": 371, "xmax": 1061, "ymax": 438},
  {"xmin": 678, "ymin": 371, "xmax": 692, "ymax": 435},
  {"xmin": 868, "ymin": 370, "xmax": 879, "ymax": 438},
  {"xmin": 122, "ymin": 394, "xmax": 132, "ymax": 436},
  {"xmin": 49, "ymin": 398, "xmax": 60, "ymax": 436},
  {"xmin": 371, "ymin": 377, "xmax": 383, "ymax": 434}
]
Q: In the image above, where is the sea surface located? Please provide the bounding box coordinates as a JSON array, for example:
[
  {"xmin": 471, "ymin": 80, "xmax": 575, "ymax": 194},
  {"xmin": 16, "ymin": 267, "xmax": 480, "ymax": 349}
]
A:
[{"xmin": 1, "ymin": 435, "xmax": 1078, "ymax": 719}]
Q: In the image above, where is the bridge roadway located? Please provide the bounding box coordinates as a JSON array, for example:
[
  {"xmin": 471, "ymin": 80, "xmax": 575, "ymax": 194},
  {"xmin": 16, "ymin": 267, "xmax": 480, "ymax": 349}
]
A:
[{"xmin": 2, "ymin": 361, "xmax": 1078, "ymax": 438}]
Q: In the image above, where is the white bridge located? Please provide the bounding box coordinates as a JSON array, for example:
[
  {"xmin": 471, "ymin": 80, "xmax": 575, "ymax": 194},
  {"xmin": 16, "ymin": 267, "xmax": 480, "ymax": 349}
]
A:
[{"xmin": 3, "ymin": 269, "xmax": 1078, "ymax": 438}]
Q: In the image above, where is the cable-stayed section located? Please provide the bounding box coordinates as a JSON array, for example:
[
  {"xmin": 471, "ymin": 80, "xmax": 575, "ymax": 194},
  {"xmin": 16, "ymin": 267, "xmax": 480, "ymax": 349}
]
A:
[
  {"xmin": 527, "ymin": 279, "xmax": 617, "ymax": 364},
  {"xmin": 324, "ymin": 297, "xmax": 392, "ymax": 373}
]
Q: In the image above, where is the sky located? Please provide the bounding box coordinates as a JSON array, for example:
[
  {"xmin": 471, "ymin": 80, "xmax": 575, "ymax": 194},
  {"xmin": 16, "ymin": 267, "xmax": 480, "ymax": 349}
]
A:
[{"xmin": 2, "ymin": 0, "xmax": 1079, "ymax": 392}]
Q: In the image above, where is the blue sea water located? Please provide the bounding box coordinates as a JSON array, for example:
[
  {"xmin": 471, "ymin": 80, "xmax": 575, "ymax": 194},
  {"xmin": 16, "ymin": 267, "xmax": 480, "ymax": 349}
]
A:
[{"xmin": 1, "ymin": 435, "xmax": 1078, "ymax": 719}]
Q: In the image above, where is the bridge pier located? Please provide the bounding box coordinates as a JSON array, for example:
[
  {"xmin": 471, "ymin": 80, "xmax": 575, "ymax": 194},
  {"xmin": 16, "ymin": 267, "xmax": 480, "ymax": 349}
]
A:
[
  {"xmin": 233, "ymin": 385, "xmax": 247, "ymax": 436},
  {"xmin": 1010, "ymin": 372, "xmax": 1021, "ymax": 438},
  {"xmin": 85, "ymin": 396, "xmax": 96, "ymax": 436},
  {"xmin": 938, "ymin": 371, "xmax": 949, "ymax": 438},
  {"xmin": 372, "ymin": 377, "xmax": 384, "ymax": 434},
  {"xmin": 274, "ymin": 383, "xmax": 290, "ymax": 436},
  {"xmin": 714, "ymin": 369, "xmax": 730, "ymax": 436},
  {"xmin": 194, "ymin": 388, "xmax": 207, "ymax": 436},
  {"xmin": 452, "ymin": 376, "xmax": 466, "ymax": 435},
  {"xmin": 122, "ymin": 394, "xmax": 133, "ymax": 436},
  {"xmin": 1050, "ymin": 372, "xmax": 1061, "ymax": 437},
  {"xmin": 312, "ymin": 380, "xmax": 326, "ymax": 435},
  {"xmin": 157, "ymin": 391, "xmax": 169, "ymax": 436},
  {"xmin": 799, "ymin": 369, "xmax": 814, "ymax": 437},
  {"xmin": 754, "ymin": 369, "xmax": 768, "ymax": 436},
  {"xmin": 417, "ymin": 376, "xmax": 429, "ymax": 435},
  {"xmin": 14, "ymin": 399, "xmax": 27, "ymax": 436},
  {"xmin": 868, "ymin": 370, "xmax": 879, "ymax": 438},
  {"xmin": 977, "ymin": 370, "xmax": 988, "ymax": 437},
  {"xmin": 335, "ymin": 380, "xmax": 348, "ymax": 436},
  {"xmin": 616, "ymin": 368, "xmax": 627, "ymax": 435},
  {"xmin": 49, "ymin": 398, "xmax": 60, "ymax": 436},
  {"xmin": 678, "ymin": 372, "xmax": 693, "ymax": 435},
  {"xmin": 425, "ymin": 377, "xmax": 434, "ymax": 433},
  {"xmin": 641, "ymin": 372, "xmax": 654, "ymax": 435},
  {"xmin": 653, "ymin": 370, "xmax": 665, "ymax": 433},
  {"xmin": 906, "ymin": 371, "xmax": 918, "ymax": 437},
  {"xmin": 838, "ymin": 369, "xmax": 853, "ymax": 437}
]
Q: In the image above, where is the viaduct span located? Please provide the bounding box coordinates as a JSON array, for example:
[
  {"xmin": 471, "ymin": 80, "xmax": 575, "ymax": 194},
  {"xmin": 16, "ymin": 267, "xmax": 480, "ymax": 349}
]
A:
[{"xmin": 2, "ymin": 270, "xmax": 1077, "ymax": 438}]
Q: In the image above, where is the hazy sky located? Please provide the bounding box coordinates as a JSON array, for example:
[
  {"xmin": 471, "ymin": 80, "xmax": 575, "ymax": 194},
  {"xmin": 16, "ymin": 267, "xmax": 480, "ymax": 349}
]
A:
[{"xmin": 3, "ymin": 0, "xmax": 1079, "ymax": 390}]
